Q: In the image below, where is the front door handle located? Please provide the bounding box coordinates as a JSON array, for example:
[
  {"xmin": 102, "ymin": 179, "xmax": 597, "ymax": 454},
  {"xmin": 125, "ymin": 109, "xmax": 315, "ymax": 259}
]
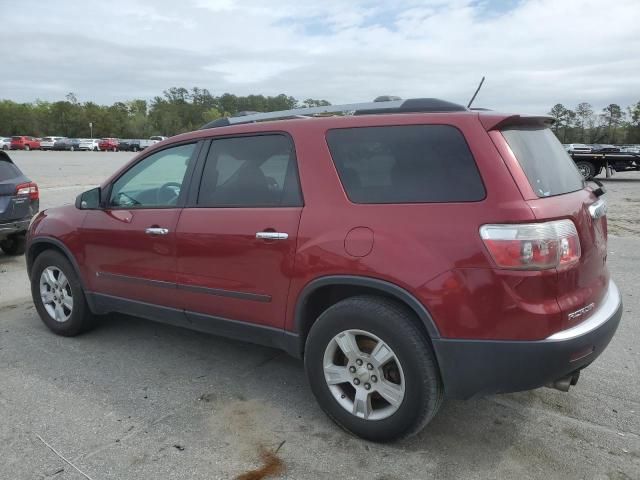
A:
[
  {"xmin": 256, "ymin": 231, "xmax": 288, "ymax": 240},
  {"xmin": 145, "ymin": 227, "xmax": 169, "ymax": 236}
]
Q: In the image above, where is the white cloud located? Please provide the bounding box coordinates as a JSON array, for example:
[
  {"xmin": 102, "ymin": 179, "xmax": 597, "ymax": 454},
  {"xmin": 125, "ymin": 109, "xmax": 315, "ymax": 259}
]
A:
[{"xmin": 1, "ymin": 0, "xmax": 639, "ymax": 113}]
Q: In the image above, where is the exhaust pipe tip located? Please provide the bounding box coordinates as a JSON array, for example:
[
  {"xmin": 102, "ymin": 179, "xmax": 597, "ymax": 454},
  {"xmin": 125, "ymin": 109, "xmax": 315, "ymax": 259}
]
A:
[{"xmin": 546, "ymin": 371, "xmax": 580, "ymax": 392}]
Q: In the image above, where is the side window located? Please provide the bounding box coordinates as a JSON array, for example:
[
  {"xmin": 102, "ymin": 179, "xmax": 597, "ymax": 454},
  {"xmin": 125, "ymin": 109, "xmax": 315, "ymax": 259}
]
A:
[
  {"xmin": 197, "ymin": 134, "xmax": 302, "ymax": 207},
  {"xmin": 109, "ymin": 143, "xmax": 196, "ymax": 208},
  {"xmin": 326, "ymin": 125, "xmax": 485, "ymax": 204}
]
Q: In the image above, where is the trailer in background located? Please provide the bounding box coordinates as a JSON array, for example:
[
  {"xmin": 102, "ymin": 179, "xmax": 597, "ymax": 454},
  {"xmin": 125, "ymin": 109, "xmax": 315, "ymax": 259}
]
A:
[{"xmin": 569, "ymin": 150, "xmax": 640, "ymax": 180}]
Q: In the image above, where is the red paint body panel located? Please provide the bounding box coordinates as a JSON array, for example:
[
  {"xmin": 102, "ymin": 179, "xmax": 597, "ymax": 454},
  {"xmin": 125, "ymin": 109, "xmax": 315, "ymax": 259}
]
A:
[
  {"xmin": 79, "ymin": 208, "xmax": 181, "ymax": 308},
  {"xmin": 175, "ymin": 207, "xmax": 301, "ymax": 326},
  {"xmin": 28, "ymin": 109, "xmax": 612, "ymax": 344}
]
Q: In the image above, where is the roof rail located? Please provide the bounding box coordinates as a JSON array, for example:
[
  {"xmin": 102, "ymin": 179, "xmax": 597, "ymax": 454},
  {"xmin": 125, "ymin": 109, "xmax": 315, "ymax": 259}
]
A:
[{"xmin": 200, "ymin": 98, "xmax": 467, "ymax": 129}]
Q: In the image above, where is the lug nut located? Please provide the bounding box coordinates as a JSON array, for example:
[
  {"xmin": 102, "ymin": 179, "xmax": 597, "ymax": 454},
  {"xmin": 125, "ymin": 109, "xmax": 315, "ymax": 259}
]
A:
[
  {"xmin": 349, "ymin": 366, "xmax": 356, "ymax": 373},
  {"xmin": 356, "ymin": 359, "xmax": 363, "ymax": 366},
  {"xmin": 367, "ymin": 363, "xmax": 373, "ymax": 370},
  {"xmin": 364, "ymin": 383, "xmax": 371, "ymax": 390},
  {"xmin": 371, "ymin": 375, "xmax": 377, "ymax": 383},
  {"xmin": 353, "ymin": 378, "xmax": 360, "ymax": 385}
]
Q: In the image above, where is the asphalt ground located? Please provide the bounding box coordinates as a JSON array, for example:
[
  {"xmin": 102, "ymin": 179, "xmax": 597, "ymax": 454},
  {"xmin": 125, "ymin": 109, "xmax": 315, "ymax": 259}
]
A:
[{"xmin": 0, "ymin": 151, "xmax": 638, "ymax": 479}]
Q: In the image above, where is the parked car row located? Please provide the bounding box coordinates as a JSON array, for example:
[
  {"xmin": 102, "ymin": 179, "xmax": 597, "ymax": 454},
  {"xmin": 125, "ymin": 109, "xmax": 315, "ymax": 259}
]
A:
[
  {"xmin": 563, "ymin": 143, "xmax": 640, "ymax": 154},
  {"xmin": 1, "ymin": 136, "xmax": 168, "ymax": 152}
]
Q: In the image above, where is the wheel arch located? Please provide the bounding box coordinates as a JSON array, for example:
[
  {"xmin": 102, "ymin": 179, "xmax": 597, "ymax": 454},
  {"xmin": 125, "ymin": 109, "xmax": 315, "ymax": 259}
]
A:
[
  {"xmin": 294, "ymin": 275, "xmax": 441, "ymax": 357},
  {"xmin": 27, "ymin": 237, "xmax": 88, "ymax": 292}
]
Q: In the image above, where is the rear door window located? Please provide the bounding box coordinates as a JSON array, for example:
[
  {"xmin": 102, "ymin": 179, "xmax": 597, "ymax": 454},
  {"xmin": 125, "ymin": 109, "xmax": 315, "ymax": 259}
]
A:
[
  {"xmin": 0, "ymin": 160, "xmax": 21, "ymax": 181},
  {"xmin": 326, "ymin": 125, "xmax": 485, "ymax": 204},
  {"xmin": 501, "ymin": 127, "xmax": 584, "ymax": 197},
  {"xmin": 197, "ymin": 134, "xmax": 302, "ymax": 207}
]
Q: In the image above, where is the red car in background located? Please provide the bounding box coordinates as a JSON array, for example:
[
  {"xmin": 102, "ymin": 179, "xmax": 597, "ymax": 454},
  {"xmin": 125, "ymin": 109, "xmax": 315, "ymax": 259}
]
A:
[
  {"xmin": 98, "ymin": 138, "xmax": 119, "ymax": 152},
  {"xmin": 10, "ymin": 136, "xmax": 41, "ymax": 151}
]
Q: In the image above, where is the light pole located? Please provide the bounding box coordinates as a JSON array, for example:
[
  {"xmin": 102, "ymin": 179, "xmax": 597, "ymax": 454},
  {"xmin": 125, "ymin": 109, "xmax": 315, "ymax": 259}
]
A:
[{"xmin": 89, "ymin": 122, "xmax": 93, "ymax": 139}]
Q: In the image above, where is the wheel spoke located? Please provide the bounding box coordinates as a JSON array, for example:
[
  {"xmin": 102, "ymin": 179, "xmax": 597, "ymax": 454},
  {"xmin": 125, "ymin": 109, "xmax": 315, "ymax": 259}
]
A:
[
  {"xmin": 41, "ymin": 290, "xmax": 54, "ymax": 304},
  {"xmin": 323, "ymin": 364, "xmax": 351, "ymax": 385},
  {"xmin": 375, "ymin": 379, "xmax": 404, "ymax": 408},
  {"xmin": 335, "ymin": 331, "xmax": 360, "ymax": 360},
  {"xmin": 62, "ymin": 294, "xmax": 73, "ymax": 311},
  {"xmin": 43, "ymin": 268, "xmax": 58, "ymax": 287},
  {"xmin": 54, "ymin": 303, "xmax": 66, "ymax": 322},
  {"xmin": 58, "ymin": 271, "xmax": 69, "ymax": 290},
  {"xmin": 352, "ymin": 388, "xmax": 372, "ymax": 419},
  {"xmin": 371, "ymin": 340, "xmax": 394, "ymax": 367}
]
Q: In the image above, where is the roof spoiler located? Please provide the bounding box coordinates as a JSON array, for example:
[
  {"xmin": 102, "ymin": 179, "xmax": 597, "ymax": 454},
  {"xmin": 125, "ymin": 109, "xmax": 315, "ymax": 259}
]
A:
[{"xmin": 480, "ymin": 114, "xmax": 555, "ymax": 131}]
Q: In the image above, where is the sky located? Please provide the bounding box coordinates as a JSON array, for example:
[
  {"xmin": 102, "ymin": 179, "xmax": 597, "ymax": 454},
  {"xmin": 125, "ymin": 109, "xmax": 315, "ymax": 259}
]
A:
[{"xmin": 1, "ymin": 0, "xmax": 639, "ymax": 114}]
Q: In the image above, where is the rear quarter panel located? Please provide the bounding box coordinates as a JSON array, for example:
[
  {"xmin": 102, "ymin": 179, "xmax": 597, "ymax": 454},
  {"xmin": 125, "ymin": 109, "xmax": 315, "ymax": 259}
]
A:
[{"xmin": 284, "ymin": 114, "xmax": 561, "ymax": 340}]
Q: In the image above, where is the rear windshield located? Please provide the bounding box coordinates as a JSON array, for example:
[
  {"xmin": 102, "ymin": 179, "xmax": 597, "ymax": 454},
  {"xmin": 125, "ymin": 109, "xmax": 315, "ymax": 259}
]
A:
[
  {"xmin": 502, "ymin": 127, "xmax": 584, "ymax": 197},
  {"xmin": 0, "ymin": 160, "xmax": 21, "ymax": 180},
  {"xmin": 326, "ymin": 125, "xmax": 485, "ymax": 204}
]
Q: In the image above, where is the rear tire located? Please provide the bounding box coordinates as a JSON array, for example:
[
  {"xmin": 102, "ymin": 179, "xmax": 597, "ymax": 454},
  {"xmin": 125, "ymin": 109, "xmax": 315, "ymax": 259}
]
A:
[
  {"xmin": 304, "ymin": 296, "xmax": 443, "ymax": 442},
  {"xmin": 576, "ymin": 161, "xmax": 596, "ymax": 180},
  {"xmin": 31, "ymin": 250, "xmax": 96, "ymax": 336},
  {"xmin": 0, "ymin": 234, "xmax": 26, "ymax": 255}
]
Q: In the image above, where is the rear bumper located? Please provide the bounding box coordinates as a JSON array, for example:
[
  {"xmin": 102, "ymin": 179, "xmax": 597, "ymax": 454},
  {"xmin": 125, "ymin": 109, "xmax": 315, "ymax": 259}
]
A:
[
  {"xmin": 0, "ymin": 218, "xmax": 31, "ymax": 239},
  {"xmin": 432, "ymin": 280, "xmax": 623, "ymax": 399}
]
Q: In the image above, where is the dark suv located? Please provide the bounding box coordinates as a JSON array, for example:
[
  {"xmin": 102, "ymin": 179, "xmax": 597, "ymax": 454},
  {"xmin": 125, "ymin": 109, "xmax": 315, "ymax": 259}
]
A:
[
  {"xmin": 26, "ymin": 98, "xmax": 622, "ymax": 442},
  {"xmin": 0, "ymin": 151, "xmax": 39, "ymax": 255}
]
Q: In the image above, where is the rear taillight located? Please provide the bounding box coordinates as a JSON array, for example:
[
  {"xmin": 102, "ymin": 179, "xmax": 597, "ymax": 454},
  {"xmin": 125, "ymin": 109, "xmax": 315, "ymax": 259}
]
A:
[
  {"xmin": 16, "ymin": 182, "xmax": 39, "ymax": 201},
  {"xmin": 480, "ymin": 219, "xmax": 581, "ymax": 270}
]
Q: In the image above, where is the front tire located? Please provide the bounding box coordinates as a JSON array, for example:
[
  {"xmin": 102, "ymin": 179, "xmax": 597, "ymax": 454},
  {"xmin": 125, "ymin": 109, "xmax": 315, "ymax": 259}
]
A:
[
  {"xmin": 305, "ymin": 296, "xmax": 443, "ymax": 442},
  {"xmin": 31, "ymin": 250, "xmax": 95, "ymax": 336},
  {"xmin": 24, "ymin": 145, "xmax": 30, "ymax": 151},
  {"xmin": 0, "ymin": 234, "xmax": 26, "ymax": 255}
]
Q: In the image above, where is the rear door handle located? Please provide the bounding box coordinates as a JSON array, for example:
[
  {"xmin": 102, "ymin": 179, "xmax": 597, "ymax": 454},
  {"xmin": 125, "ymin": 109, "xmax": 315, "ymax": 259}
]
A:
[
  {"xmin": 145, "ymin": 227, "xmax": 169, "ymax": 236},
  {"xmin": 256, "ymin": 231, "xmax": 288, "ymax": 240}
]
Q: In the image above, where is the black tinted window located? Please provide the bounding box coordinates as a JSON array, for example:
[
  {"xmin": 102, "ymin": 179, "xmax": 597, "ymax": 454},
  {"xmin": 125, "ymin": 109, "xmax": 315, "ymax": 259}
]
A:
[
  {"xmin": 502, "ymin": 127, "xmax": 584, "ymax": 197},
  {"xmin": 198, "ymin": 134, "xmax": 302, "ymax": 207},
  {"xmin": 326, "ymin": 125, "xmax": 485, "ymax": 204},
  {"xmin": 0, "ymin": 160, "xmax": 21, "ymax": 180}
]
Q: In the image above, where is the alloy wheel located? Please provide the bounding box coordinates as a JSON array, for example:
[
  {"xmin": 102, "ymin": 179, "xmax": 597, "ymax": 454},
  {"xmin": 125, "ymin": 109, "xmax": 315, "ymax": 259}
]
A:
[
  {"xmin": 323, "ymin": 329, "xmax": 405, "ymax": 420},
  {"xmin": 39, "ymin": 266, "xmax": 73, "ymax": 323}
]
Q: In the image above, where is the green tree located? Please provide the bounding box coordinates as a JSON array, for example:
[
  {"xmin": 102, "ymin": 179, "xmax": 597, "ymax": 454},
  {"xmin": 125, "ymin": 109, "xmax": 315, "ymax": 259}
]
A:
[
  {"xmin": 601, "ymin": 104, "xmax": 624, "ymax": 143},
  {"xmin": 574, "ymin": 102, "xmax": 593, "ymax": 143}
]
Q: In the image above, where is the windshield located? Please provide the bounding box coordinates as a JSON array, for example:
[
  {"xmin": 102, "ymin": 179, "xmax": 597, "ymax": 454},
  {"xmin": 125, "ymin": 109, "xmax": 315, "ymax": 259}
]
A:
[{"xmin": 502, "ymin": 127, "xmax": 584, "ymax": 197}]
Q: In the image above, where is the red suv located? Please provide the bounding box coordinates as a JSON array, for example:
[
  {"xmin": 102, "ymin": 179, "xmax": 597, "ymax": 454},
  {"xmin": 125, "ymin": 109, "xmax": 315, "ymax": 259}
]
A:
[
  {"xmin": 26, "ymin": 98, "xmax": 622, "ymax": 442},
  {"xmin": 10, "ymin": 136, "xmax": 41, "ymax": 150},
  {"xmin": 98, "ymin": 138, "xmax": 119, "ymax": 152}
]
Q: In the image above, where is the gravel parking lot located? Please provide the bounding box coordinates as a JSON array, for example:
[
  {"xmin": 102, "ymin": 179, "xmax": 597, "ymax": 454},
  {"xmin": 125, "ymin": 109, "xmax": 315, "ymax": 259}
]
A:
[{"xmin": 1, "ymin": 151, "xmax": 639, "ymax": 479}]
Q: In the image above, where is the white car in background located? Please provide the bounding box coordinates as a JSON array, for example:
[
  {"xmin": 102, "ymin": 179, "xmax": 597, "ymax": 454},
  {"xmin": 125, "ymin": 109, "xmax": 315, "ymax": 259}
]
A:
[
  {"xmin": 0, "ymin": 138, "xmax": 11, "ymax": 150},
  {"xmin": 78, "ymin": 138, "xmax": 100, "ymax": 151},
  {"xmin": 40, "ymin": 136, "xmax": 65, "ymax": 150},
  {"xmin": 565, "ymin": 143, "xmax": 592, "ymax": 153}
]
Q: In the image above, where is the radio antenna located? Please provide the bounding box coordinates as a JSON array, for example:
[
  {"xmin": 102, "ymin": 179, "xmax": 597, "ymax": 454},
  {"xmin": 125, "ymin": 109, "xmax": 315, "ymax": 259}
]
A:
[{"xmin": 467, "ymin": 76, "xmax": 485, "ymax": 108}]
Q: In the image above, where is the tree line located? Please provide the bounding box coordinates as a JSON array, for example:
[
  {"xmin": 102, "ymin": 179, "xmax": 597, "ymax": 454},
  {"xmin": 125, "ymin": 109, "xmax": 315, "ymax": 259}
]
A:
[
  {"xmin": 0, "ymin": 87, "xmax": 330, "ymax": 139},
  {"xmin": 1, "ymin": 88, "xmax": 639, "ymax": 144},
  {"xmin": 548, "ymin": 101, "xmax": 640, "ymax": 144}
]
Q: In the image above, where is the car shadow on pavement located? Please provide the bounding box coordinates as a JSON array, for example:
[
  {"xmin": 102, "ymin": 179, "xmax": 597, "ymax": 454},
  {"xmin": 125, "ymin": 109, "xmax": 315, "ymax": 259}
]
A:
[{"xmin": 92, "ymin": 314, "xmax": 530, "ymax": 461}]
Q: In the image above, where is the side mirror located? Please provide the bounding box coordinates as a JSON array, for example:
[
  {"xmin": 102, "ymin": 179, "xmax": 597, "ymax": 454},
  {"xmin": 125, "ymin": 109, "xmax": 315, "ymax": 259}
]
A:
[{"xmin": 75, "ymin": 187, "xmax": 102, "ymax": 210}]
